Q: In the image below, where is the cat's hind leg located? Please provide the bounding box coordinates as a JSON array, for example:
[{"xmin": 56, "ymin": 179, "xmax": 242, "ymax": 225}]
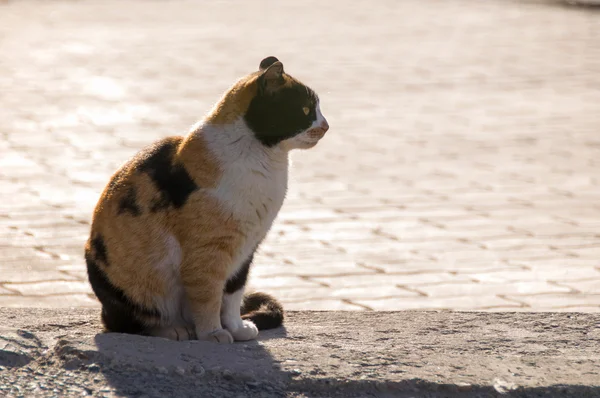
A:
[
  {"xmin": 180, "ymin": 250, "xmax": 235, "ymax": 344},
  {"xmin": 145, "ymin": 325, "xmax": 197, "ymax": 341}
]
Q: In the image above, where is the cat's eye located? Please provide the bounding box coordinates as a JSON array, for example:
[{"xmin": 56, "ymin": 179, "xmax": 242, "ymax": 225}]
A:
[{"xmin": 302, "ymin": 107, "xmax": 310, "ymax": 116}]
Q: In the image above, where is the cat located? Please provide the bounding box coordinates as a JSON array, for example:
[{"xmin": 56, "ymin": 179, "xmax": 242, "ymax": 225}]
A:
[{"xmin": 85, "ymin": 56, "xmax": 329, "ymax": 343}]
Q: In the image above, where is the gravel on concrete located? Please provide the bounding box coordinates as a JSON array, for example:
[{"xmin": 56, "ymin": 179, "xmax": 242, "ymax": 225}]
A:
[{"xmin": 1, "ymin": 309, "xmax": 599, "ymax": 397}]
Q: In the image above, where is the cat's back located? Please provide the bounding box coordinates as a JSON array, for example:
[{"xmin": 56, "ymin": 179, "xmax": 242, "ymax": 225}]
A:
[{"xmin": 93, "ymin": 134, "xmax": 219, "ymax": 223}]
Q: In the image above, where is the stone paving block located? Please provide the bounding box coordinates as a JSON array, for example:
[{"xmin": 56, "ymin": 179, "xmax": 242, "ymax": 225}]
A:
[
  {"xmin": 468, "ymin": 266, "xmax": 600, "ymax": 283},
  {"xmin": 351, "ymin": 260, "xmax": 444, "ymax": 274},
  {"xmin": 508, "ymin": 258, "xmax": 600, "ymax": 269},
  {"xmin": 0, "ymin": 255, "xmax": 73, "ymax": 272},
  {"xmin": 564, "ymin": 246, "xmax": 600, "ymax": 260},
  {"xmin": 248, "ymin": 276, "xmax": 323, "ymax": 290},
  {"xmin": 329, "ymin": 285, "xmax": 419, "ymax": 299},
  {"xmin": 247, "ymin": 263, "xmax": 294, "ymax": 279},
  {"xmin": 548, "ymin": 306, "xmax": 600, "ymax": 313},
  {"xmin": 334, "ymin": 245, "xmax": 439, "ymax": 264},
  {"xmin": 3, "ymin": 280, "xmax": 93, "ymax": 296},
  {"xmin": 288, "ymin": 223, "xmax": 382, "ymax": 242},
  {"xmin": 432, "ymin": 249, "xmax": 518, "ymax": 264},
  {"xmin": 255, "ymin": 285, "xmax": 420, "ymax": 301},
  {"xmin": 310, "ymin": 272, "xmax": 473, "ymax": 288},
  {"xmin": 347, "ymin": 240, "xmax": 480, "ymax": 256},
  {"xmin": 309, "ymin": 195, "xmax": 386, "ymax": 208},
  {"xmin": 55, "ymin": 264, "xmax": 87, "ymax": 272},
  {"xmin": 480, "ymin": 237, "xmax": 600, "ymax": 251},
  {"xmin": 353, "ymin": 295, "xmax": 522, "ymax": 311},
  {"xmin": 561, "ymin": 279, "xmax": 600, "ymax": 295},
  {"xmin": 436, "ymin": 248, "xmax": 578, "ymax": 265},
  {"xmin": 60, "ymin": 270, "xmax": 88, "ymax": 280},
  {"xmin": 0, "ymin": 286, "xmax": 17, "ymax": 295},
  {"xmin": 0, "ymin": 268, "xmax": 77, "ymax": 283},
  {"xmin": 417, "ymin": 281, "xmax": 572, "ymax": 298},
  {"xmin": 277, "ymin": 209, "xmax": 345, "ymax": 224},
  {"xmin": 280, "ymin": 299, "xmax": 366, "ymax": 311},
  {"xmin": 345, "ymin": 207, "xmax": 476, "ymax": 223},
  {"xmin": 0, "ymin": 294, "xmax": 99, "ymax": 308},
  {"xmin": 290, "ymin": 262, "xmax": 379, "ymax": 277},
  {"xmin": 506, "ymin": 294, "xmax": 600, "ymax": 310},
  {"xmin": 434, "ymin": 262, "xmax": 529, "ymax": 274},
  {"xmin": 261, "ymin": 239, "xmax": 335, "ymax": 255},
  {"xmin": 248, "ymin": 287, "xmax": 335, "ymax": 301},
  {"xmin": 379, "ymin": 224, "xmax": 518, "ymax": 242},
  {"xmin": 269, "ymin": 256, "xmax": 377, "ymax": 277},
  {"xmin": 435, "ymin": 217, "xmax": 525, "ymax": 231}
]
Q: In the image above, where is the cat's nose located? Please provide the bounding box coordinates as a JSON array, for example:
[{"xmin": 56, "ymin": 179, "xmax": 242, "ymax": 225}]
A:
[{"xmin": 320, "ymin": 119, "xmax": 329, "ymax": 133}]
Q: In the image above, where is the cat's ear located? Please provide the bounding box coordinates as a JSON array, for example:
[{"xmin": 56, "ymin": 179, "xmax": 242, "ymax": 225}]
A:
[
  {"xmin": 259, "ymin": 56, "xmax": 280, "ymax": 71},
  {"xmin": 259, "ymin": 61, "xmax": 285, "ymax": 93}
]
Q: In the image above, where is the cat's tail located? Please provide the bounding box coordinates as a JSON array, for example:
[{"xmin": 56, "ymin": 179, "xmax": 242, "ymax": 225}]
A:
[{"xmin": 241, "ymin": 292, "xmax": 284, "ymax": 330}]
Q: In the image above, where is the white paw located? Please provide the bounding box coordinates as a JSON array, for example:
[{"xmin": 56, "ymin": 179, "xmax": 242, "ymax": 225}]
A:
[
  {"xmin": 225, "ymin": 319, "xmax": 259, "ymax": 341},
  {"xmin": 197, "ymin": 328, "xmax": 234, "ymax": 344}
]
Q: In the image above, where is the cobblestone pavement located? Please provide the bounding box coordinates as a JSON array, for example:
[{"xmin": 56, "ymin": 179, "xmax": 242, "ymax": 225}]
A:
[{"xmin": 1, "ymin": 0, "xmax": 599, "ymax": 311}]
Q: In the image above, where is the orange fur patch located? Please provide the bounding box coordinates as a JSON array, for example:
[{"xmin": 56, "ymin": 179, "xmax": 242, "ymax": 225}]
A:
[
  {"xmin": 176, "ymin": 133, "xmax": 222, "ymax": 188},
  {"xmin": 205, "ymin": 74, "xmax": 260, "ymax": 125}
]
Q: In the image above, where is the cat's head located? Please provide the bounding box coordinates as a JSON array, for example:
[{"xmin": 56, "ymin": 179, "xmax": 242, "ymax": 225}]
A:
[{"xmin": 206, "ymin": 56, "xmax": 329, "ymax": 150}]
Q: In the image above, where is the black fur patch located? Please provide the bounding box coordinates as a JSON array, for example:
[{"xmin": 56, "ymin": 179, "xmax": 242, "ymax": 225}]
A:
[
  {"xmin": 91, "ymin": 235, "xmax": 108, "ymax": 265},
  {"xmin": 85, "ymin": 248, "xmax": 159, "ymax": 334},
  {"xmin": 224, "ymin": 254, "xmax": 253, "ymax": 294},
  {"xmin": 138, "ymin": 137, "xmax": 198, "ymax": 210},
  {"xmin": 244, "ymin": 79, "xmax": 319, "ymax": 147},
  {"xmin": 241, "ymin": 292, "xmax": 284, "ymax": 330},
  {"xmin": 149, "ymin": 193, "xmax": 171, "ymax": 212},
  {"xmin": 117, "ymin": 186, "xmax": 141, "ymax": 216}
]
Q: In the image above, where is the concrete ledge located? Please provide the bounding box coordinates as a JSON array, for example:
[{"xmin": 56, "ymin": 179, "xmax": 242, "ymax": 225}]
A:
[{"xmin": 0, "ymin": 309, "xmax": 599, "ymax": 397}]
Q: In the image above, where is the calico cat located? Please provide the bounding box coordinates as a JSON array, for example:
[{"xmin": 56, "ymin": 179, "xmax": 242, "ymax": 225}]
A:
[{"xmin": 85, "ymin": 56, "xmax": 329, "ymax": 343}]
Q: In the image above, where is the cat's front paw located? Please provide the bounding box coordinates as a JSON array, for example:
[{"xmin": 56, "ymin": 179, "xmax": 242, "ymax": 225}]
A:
[
  {"xmin": 225, "ymin": 319, "xmax": 259, "ymax": 341},
  {"xmin": 197, "ymin": 328, "xmax": 234, "ymax": 344}
]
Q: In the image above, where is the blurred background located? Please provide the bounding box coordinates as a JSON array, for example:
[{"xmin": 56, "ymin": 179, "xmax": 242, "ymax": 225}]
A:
[{"xmin": 0, "ymin": 0, "xmax": 599, "ymax": 311}]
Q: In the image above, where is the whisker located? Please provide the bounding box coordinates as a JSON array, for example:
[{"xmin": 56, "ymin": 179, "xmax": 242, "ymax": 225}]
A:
[{"xmin": 228, "ymin": 136, "xmax": 244, "ymax": 146}]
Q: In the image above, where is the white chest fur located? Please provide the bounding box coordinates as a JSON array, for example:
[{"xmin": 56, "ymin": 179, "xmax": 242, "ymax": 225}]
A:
[{"xmin": 200, "ymin": 120, "xmax": 289, "ymax": 275}]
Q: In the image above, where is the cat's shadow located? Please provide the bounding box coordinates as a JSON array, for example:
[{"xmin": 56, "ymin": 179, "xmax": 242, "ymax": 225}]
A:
[{"xmin": 93, "ymin": 326, "xmax": 289, "ymax": 397}]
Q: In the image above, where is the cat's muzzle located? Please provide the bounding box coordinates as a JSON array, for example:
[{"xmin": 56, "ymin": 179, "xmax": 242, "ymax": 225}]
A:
[{"xmin": 307, "ymin": 120, "xmax": 329, "ymax": 140}]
